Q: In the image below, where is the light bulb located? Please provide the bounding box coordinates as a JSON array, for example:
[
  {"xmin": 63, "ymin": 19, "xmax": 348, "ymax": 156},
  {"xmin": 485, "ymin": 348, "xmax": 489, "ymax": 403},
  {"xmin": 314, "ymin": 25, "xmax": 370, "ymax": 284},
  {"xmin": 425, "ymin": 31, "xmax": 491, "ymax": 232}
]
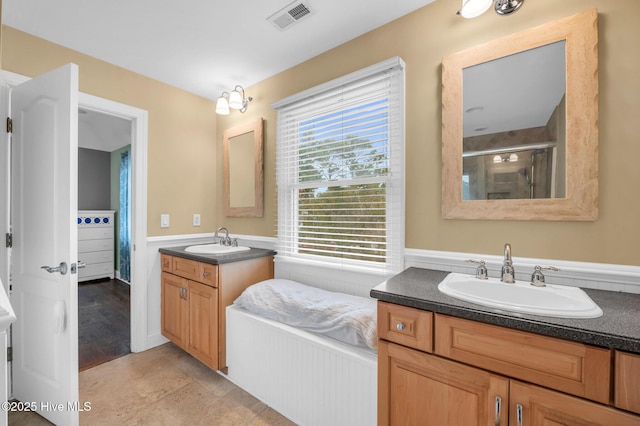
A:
[
  {"xmin": 228, "ymin": 90, "xmax": 243, "ymax": 109},
  {"xmin": 458, "ymin": 0, "xmax": 492, "ymax": 18},
  {"xmin": 216, "ymin": 95, "xmax": 230, "ymax": 115}
]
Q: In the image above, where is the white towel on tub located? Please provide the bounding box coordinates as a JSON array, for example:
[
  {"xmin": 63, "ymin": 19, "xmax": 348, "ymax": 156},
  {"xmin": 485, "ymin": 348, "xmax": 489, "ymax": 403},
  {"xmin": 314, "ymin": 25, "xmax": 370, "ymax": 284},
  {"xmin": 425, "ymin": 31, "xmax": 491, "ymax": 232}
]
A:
[{"xmin": 234, "ymin": 278, "xmax": 378, "ymax": 350}]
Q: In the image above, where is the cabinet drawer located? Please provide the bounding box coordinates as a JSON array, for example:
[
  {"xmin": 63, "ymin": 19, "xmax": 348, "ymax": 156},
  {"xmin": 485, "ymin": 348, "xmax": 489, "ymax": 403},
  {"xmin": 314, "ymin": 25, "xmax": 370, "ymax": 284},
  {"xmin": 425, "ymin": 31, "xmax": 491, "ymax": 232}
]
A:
[
  {"xmin": 79, "ymin": 238, "xmax": 114, "ymax": 253},
  {"xmin": 79, "ymin": 262, "xmax": 114, "ymax": 280},
  {"xmin": 79, "ymin": 227, "xmax": 114, "ymax": 240},
  {"xmin": 161, "ymin": 254, "xmax": 173, "ymax": 273},
  {"xmin": 171, "ymin": 257, "xmax": 218, "ymax": 287},
  {"xmin": 79, "ymin": 250, "xmax": 114, "ymax": 265},
  {"xmin": 435, "ymin": 314, "xmax": 611, "ymax": 404},
  {"xmin": 172, "ymin": 257, "xmax": 201, "ymax": 282},
  {"xmin": 378, "ymin": 301, "xmax": 432, "ymax": 353},
  {"xmin": 615, "ymin": 351, "xmax": 640, "ymax": 414}
]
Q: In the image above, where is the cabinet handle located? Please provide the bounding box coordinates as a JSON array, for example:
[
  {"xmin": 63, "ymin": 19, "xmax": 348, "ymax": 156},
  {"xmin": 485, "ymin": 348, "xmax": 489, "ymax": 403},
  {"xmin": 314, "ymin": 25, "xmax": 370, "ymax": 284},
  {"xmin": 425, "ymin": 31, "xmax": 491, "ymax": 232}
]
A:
[
  {"xmin": 203, "ymin": 271, "xmax": 210, "ymax": 278},
  {"xmin": 494, "ymin": 396, "xmax": 502, "ymax": 426},
  {"xmin": 396, "ymin": 322, "xmax": 405, "ymax": 331},
  {"xmin": 182, "ymin": 288, "xmax": 188, "ymax": 300},
  {"xmin": 516, "ymin": 403, "xmax": 523, "ymax": 426}
]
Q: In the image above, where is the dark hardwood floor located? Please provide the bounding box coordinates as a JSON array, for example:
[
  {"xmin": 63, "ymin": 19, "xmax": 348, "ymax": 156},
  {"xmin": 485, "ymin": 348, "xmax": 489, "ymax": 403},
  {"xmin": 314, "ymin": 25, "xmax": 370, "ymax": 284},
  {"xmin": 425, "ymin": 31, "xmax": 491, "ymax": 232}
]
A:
[{"xmin": 78, "ymin": 278, "xmax": 130, "ymax": 371}]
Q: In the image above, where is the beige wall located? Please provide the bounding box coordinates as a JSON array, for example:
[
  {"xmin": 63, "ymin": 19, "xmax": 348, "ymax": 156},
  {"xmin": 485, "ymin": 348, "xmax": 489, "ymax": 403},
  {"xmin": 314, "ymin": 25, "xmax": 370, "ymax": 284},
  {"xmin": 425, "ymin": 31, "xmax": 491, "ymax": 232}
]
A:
[
  {"xmin": 1, "ymin": 26, "xmax": 218, "ymax": 237},
  {"xmin": 2, "ymin": 0, "xmax": 639, "ymax": 266},
  {"xmin": 218, "ymin": 0, "xmax": 640, "ymax": 266}
]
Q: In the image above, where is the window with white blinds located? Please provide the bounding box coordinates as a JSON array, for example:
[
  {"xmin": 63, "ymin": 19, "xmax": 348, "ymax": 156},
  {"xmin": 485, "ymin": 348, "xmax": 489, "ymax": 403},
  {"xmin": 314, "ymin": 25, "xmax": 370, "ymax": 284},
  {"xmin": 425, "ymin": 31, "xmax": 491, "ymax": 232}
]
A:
[{"xmin": 273, "ymin": 57, "xmax": 405, "ymax": 273}]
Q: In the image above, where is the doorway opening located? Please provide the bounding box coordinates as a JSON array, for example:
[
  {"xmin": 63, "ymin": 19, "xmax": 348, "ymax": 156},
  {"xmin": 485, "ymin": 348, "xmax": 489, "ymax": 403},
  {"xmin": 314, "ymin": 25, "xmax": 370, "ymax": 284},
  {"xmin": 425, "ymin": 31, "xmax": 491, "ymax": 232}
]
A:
[{"xmin": 77, "ymin": 107, "xmax": 133, "ymax": 370}]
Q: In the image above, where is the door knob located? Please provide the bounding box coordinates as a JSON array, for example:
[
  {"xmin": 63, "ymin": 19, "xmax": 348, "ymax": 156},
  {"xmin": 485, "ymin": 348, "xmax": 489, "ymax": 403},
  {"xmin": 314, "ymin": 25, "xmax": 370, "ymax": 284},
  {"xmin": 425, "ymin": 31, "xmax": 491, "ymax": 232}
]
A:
[{"xmin": 41, "ymin": 262, "xmax": 68, "ymax": 275}]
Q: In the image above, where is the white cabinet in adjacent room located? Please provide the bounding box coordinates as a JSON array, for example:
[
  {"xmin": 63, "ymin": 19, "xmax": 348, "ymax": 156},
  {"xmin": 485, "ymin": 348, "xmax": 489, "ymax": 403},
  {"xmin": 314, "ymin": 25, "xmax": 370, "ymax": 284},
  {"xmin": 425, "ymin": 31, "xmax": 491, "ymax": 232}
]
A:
[{"xmin": 78, "ymin": 210, "xmax": 115, "ymax": 282}]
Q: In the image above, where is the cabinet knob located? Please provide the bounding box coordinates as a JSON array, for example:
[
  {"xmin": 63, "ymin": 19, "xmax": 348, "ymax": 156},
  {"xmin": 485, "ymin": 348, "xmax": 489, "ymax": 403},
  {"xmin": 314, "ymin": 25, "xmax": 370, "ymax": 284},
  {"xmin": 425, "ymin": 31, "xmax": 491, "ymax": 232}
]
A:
[
  {"xmin": 203, "ymin": 271, "xmax": 210, "ymax": 278},
  {"xmin": 163, "ymin": 260, "xmax": 169, "ymax": 267},
  {"xmin": 396, "ymin": 322, "xmax": 405, "ymax": 331}
]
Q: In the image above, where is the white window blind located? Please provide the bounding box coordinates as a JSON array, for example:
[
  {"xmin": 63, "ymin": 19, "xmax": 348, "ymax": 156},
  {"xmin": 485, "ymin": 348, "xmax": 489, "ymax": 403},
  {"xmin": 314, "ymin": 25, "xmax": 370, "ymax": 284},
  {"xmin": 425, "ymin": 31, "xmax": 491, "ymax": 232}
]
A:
[{"xmin": 274, "ymin": 57, "xmax": 405, "ymax": 273}]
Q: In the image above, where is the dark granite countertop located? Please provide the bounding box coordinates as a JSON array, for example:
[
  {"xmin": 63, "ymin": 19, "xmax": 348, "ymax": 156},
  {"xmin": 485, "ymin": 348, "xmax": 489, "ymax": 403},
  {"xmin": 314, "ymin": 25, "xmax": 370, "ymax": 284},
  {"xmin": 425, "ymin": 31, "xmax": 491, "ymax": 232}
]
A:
[
  {"xmin": 370, "ymin": 267, "xmax": 640, "ymax": 354},
  {"xmin": 159, "ymin": 245, "xmax": 276, "ymax": 265}
]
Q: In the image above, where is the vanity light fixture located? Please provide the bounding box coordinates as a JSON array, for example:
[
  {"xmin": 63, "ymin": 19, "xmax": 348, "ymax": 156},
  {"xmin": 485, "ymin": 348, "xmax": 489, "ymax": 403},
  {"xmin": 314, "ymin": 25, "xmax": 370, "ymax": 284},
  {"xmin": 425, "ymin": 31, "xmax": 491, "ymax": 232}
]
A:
[
  {"xmin": 458, "ymin": 0, "xmax": 524, "ymax": 18},
  {"xmin": 215, "ymin": 85, "xmax": 253, "ymax": 115},
  {"xmin": 493, "ymin": 153, "xmax": 519, "ymax": 163}
]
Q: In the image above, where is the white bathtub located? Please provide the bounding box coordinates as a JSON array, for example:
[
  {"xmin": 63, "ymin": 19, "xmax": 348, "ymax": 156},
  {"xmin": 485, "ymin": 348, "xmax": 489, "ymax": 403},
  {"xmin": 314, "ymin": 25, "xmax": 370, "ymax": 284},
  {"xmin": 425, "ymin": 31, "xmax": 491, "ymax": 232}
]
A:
[{"xmin": 226, "ymin": 304, "xmax": 377, "ymax": 426}]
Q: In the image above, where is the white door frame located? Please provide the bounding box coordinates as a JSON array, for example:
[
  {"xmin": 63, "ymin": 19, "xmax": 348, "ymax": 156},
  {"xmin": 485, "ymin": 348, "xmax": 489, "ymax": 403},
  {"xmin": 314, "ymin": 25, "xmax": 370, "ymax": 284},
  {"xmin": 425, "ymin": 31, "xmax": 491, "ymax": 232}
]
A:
[{"xmin": 0, "ymin": 69, "xmax": 149, "ymax": 353}]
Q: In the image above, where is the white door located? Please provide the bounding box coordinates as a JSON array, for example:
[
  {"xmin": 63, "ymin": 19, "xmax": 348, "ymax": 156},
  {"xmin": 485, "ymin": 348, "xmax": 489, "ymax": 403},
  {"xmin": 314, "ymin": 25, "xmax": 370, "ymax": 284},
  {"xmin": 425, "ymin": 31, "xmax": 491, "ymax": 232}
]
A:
[{"xmin": 11, "ymin": 64, "xmax": 79, "ymax": 426}]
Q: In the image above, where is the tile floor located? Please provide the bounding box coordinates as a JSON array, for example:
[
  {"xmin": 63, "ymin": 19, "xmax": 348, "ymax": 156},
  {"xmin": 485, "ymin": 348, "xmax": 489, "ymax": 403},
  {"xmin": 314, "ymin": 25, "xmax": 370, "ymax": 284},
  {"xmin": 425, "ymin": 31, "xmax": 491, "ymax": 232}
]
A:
[{"xmin": 10, "ymin": 342, "xmax": 295, "ymax": 425}]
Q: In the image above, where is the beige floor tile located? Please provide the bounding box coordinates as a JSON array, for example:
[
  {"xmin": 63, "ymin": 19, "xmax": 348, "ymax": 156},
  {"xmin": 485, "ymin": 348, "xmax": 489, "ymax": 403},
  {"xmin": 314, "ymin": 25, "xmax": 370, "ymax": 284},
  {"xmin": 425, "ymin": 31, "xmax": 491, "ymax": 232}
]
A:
[
  {"xmin": 77, "ymin": 342, "xmax": 294, "ymax": 425},
  {"xmin": 12, "ymin": 343, "xmax": 294, "ymax": 425}
]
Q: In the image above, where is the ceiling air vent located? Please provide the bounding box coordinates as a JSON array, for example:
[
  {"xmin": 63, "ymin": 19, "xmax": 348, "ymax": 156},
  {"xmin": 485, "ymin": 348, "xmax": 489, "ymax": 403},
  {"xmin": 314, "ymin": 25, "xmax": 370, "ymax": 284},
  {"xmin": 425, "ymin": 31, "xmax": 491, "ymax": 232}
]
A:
[{"xmin": 267, "ymin": 1, "xmax": 313, "ymax": 31}]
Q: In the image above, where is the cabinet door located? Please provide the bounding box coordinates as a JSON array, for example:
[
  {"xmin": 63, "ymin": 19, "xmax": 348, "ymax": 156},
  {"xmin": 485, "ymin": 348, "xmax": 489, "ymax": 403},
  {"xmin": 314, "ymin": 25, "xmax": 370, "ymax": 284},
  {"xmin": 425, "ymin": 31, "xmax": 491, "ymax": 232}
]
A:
[
  {"xmin": 185, "ymin": 280, "xmax": 219, "ymax": 368},
  {"xmin": 510, "ymin": 380, "xmax": 640, "ymax": 426},
  {"xmin": 161, "ymin": 272, "xmax": 187, "ymax": 348},
  {"xmin": 615, "ymin": 351, "xmax": 640, "ymax": 415},
  {"xmin": 379, "ymin": 340, "xmax": 508, "ymax": 426}
]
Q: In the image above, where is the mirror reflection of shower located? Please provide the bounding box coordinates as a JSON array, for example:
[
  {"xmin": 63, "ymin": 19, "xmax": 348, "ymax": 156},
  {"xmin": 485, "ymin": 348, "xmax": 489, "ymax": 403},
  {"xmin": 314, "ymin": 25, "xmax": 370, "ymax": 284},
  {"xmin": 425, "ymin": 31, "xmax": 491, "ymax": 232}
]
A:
[{"xmin": 462, "ymin": 142, "xmax": 560, "ymax": 200}]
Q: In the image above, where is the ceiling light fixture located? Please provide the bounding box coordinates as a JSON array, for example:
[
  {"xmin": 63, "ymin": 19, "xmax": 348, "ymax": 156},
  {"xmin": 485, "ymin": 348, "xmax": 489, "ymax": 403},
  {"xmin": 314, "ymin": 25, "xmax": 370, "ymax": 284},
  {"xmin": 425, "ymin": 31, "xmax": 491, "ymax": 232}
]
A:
[
  {"xmin": 458, "ymin": 0, "xmax": 524, "ymax": 18},
  {"xmin": 215, "ymin": 85, "xmax": 253, "ymax": 115}
]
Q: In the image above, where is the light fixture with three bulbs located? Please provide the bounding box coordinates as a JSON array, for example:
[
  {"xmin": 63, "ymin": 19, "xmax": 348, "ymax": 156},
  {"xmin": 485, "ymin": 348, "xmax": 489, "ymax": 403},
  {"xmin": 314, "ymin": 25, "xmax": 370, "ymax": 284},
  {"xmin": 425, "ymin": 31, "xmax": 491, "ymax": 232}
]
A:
[{"xmin": 215, "ymin": 85, "xmax": 253, "ymax": 115}]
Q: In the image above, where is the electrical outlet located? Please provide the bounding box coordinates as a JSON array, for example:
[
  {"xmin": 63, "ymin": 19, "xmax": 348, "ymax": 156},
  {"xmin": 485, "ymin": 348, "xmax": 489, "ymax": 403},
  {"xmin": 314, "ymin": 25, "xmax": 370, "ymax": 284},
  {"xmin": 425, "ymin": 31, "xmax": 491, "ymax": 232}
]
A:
[
  {"xmin": 193, "ymin": 214, "xmax": 201, "ymax": 227},
  {"xmin": 160, "ymin": 214, "xmax": 170, "ymax": 228}
]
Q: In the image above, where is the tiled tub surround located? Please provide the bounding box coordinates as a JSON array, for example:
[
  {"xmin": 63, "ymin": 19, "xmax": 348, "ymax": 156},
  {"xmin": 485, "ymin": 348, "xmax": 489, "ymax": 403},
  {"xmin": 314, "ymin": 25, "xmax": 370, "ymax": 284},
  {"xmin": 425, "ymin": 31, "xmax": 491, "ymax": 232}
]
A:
[{"xmin": 371, "ymin": 267, "xmax": 640, "ymax": 353}]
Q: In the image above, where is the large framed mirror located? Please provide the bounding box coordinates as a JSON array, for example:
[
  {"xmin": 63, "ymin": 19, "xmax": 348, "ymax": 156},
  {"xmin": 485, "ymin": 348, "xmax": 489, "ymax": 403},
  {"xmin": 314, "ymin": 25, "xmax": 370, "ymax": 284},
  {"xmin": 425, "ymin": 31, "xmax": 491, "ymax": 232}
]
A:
[
  {"xmin": 223, "ymin": 117, "xmax": 264, "ymax": 217},
  {"xmin": 442, "ymin": 8, "xmax": 598, "ymax": 220}
]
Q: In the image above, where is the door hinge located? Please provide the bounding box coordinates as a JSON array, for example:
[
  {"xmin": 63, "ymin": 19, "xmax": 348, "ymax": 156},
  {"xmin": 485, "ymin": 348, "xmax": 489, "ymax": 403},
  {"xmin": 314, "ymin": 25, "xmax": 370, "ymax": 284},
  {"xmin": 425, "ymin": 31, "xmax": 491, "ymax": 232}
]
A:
[
  {"xmin": 5, "ymin": 233, "xmax": 11, "ymax": 248},
  {"xmin": 6, "ymin": 347, "xmax": 12, "ymax": 363},
  {"xmin": 6, "ymin": 117, "xmax": 12, "ymax": 133}
]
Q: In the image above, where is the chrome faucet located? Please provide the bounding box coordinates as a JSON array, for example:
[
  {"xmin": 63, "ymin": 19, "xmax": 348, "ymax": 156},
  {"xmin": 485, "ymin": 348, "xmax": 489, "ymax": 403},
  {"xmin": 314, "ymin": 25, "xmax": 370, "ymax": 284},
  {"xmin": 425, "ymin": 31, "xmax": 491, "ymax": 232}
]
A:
[
  {"xmin": 501, "ymin": 243, "xmax": 515, "ymax": 283},
  {"xmin": 214, "ymin": 227, "xmax": 231, "ymax": 246}
]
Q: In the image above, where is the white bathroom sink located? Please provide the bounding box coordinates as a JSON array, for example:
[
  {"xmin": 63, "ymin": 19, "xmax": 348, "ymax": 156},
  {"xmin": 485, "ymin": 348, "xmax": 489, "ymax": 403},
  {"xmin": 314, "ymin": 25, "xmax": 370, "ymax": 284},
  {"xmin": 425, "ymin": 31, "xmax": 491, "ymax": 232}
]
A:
[
  {"xmin": 438, "ymin": 272, "xmax": 602, "ymax": 318},
  {"xmin": 184, "ymin": 244, "xmax": 251, "ymax": 255}
]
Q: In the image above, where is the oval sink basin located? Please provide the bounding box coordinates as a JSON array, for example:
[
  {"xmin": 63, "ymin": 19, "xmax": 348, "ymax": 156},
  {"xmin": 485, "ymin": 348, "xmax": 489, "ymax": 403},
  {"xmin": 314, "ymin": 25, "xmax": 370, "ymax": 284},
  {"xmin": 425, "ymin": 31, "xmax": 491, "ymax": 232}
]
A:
[
  {"xmin": 184, "ymin": 244, "xmax": 251, "ymax": 255},
  {"xmin": 438, "ymin": 273, "xmax": 602, "ymax": 318}
]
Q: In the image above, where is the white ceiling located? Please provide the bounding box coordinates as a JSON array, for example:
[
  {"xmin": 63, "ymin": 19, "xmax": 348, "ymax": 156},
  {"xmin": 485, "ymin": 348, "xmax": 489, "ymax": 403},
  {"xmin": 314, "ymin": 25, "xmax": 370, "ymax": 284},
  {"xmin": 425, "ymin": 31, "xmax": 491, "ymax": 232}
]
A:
[
  {"xmin": 463, "ymin": 40, "xmax": 566, "ymax": 138},
  {"xmin": 78, "ymin": 108, "xmax": 131, "ymax": 152},
  {"xmin": 2, "ymin": 0, "xmax": 436, "ymax": 101}
]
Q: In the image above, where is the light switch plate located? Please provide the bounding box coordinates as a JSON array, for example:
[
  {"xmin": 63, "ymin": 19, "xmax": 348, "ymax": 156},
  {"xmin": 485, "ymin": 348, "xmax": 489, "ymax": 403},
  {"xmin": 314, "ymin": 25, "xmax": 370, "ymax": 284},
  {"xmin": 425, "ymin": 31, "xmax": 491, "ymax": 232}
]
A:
[
  {"xmin": 193, "ymin": 214, "xmax": 201, "ymax": 227},
  {"xmin": 160, "ymin": 214, "xmax": 170, "ymax": 228}
]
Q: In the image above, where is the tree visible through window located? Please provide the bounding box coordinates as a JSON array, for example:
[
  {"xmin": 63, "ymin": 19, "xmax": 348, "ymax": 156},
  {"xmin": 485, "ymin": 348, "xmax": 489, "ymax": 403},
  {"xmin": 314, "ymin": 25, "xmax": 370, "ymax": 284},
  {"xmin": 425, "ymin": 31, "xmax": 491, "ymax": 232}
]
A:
[
  {"xmin": 297, "ymin": 99, "xmax": 389, "ymax": 262},
  {"xmin": 275, "ymin": 58, "xmax": 405, "ymax": 272}
]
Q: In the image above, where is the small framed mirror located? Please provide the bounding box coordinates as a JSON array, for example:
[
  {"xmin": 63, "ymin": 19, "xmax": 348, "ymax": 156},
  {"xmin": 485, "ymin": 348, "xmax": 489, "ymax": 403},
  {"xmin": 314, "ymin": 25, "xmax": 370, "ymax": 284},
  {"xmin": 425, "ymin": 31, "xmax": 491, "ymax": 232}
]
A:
[
  {"xmin": 223, "ymin": 117, "xmax": 264, "ymax": 217},
  {"xmin": 441, "ymin": 9, "xmax": 598, "ymax": 221}
]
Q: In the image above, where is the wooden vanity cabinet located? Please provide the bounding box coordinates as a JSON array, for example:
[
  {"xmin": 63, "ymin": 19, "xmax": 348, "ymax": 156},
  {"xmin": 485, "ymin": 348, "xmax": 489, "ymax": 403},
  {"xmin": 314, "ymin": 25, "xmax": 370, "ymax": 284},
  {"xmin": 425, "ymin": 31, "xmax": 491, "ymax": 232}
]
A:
[
  {"xmin": 378, "ymin": 302, "xmax": 640, "ymax": 425},
  {"xmin": 615, "ymin": 351, "xmax": 640, "ymax": 415},
  {"xmin": 161, "ymin": 253, "xmax": 273, "ymax": 371},
  {"xmin": 379, "ymin": 340, "xmax": 509, "ymax": 425}
]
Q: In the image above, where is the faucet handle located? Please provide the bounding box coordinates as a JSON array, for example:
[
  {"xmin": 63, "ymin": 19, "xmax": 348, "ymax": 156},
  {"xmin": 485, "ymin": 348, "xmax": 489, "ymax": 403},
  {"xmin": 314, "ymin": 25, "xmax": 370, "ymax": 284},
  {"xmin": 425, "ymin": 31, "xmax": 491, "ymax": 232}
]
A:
[
  {"xmin": 466, "ymin": 259, "xmax": 488, "ymax": 280},
  {"xmin": 530, "ymin": 265, "xmax": 560, "ymax": 287}
]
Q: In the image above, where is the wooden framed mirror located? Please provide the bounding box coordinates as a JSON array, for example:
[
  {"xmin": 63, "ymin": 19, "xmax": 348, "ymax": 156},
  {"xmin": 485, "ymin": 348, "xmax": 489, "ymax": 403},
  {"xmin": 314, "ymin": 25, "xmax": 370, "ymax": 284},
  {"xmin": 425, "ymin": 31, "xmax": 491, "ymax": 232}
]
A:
[
  {"xmin": 223, "ymin": 117, "xmax": 264, "ymax": 217},
  {"xmin": 441, "ymin": 9, "xmax": 598, "ymax": 221}
]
